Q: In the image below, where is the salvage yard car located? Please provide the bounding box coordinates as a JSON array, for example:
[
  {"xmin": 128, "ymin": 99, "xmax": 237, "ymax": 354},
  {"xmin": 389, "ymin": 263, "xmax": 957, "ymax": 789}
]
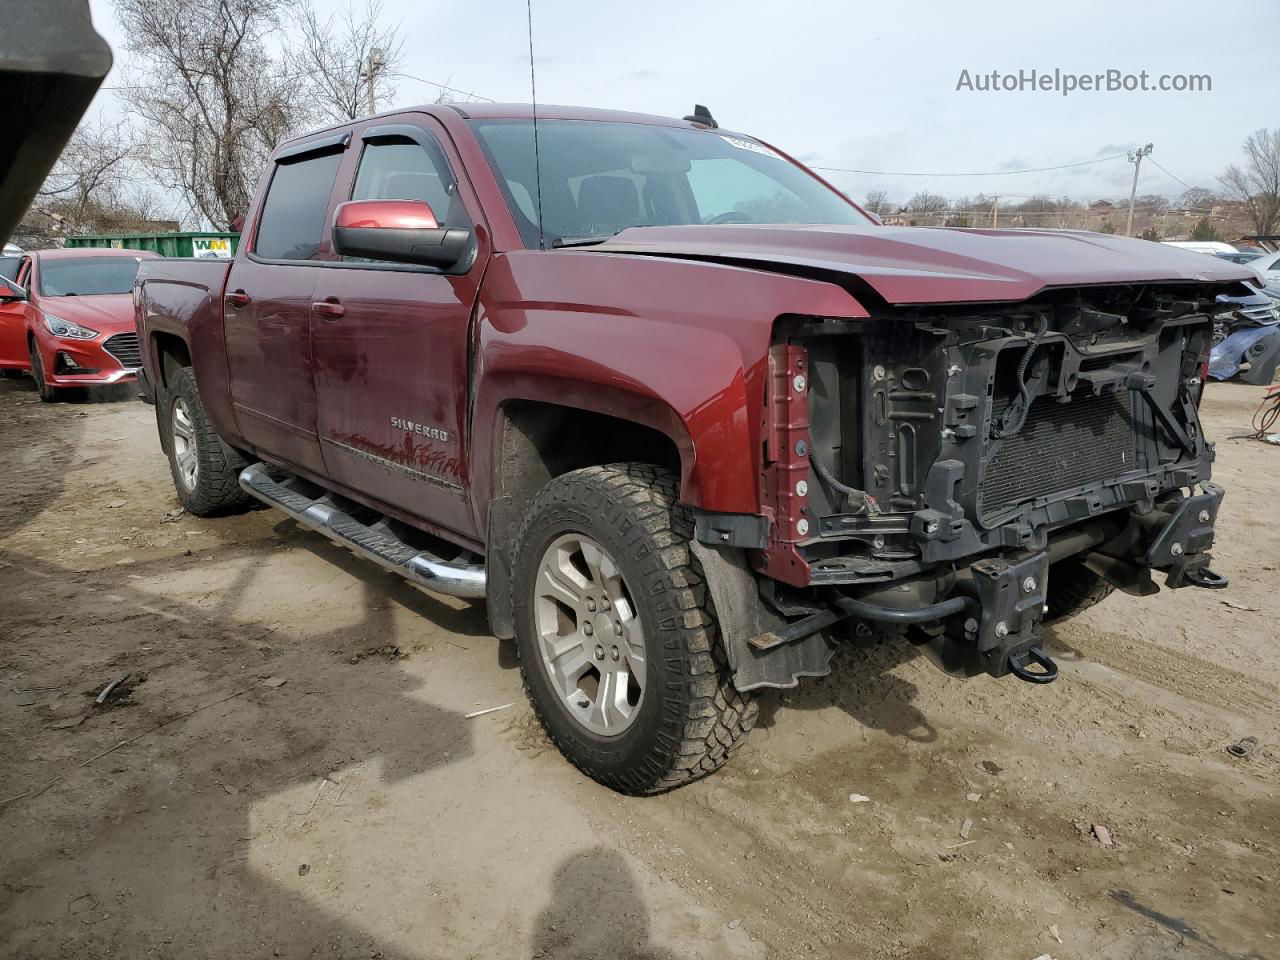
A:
[
  {"xmin": 134, "ymin": 103, "xmax": 1252, "ymax": 794},
  {"xmin": 1, "ymin": 247, "xmax": 156, "ymax": 399}
]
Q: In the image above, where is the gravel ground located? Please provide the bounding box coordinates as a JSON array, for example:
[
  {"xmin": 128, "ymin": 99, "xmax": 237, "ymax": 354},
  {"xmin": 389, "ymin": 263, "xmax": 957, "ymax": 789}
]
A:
[{"xmin": 0, "ymin": 375, "xmax": 1276, "ymax": 960}]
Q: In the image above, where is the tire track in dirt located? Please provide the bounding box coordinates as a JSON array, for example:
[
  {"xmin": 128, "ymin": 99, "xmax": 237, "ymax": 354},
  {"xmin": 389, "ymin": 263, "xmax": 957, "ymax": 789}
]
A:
[{"xmin": 1051, "ymin": 624, "xmax": 1280, "ymax": 722}]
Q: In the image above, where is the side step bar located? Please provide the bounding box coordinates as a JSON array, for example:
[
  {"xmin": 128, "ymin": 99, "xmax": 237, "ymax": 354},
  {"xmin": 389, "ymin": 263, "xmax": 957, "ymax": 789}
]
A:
[{"xmin": 239, "ymin": 463, "xmax": 487, "ymax": 599}]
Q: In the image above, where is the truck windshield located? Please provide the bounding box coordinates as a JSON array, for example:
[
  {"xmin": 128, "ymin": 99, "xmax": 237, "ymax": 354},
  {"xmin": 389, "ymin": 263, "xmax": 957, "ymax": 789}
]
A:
[
  {"xmin": 38, "ymin": 257, "xmax": 144, "ymax": 297},
  {"xmin": 470, "ymin": 119, "xmax": 871, "ymax": 248}
]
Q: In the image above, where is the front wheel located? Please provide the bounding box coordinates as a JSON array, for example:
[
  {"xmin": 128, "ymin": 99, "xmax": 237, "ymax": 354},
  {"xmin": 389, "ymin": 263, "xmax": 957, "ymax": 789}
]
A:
[
  {"xmin": 28, "ymin": 340, "xmax": 58, "ymax": 402},
  {"xmin": 164, "ymin": 365, "xmax": 251, "ymax": 516},
  {"xmin": 512, "ymin": 463, "xmax": 756, "ymax": 794}
]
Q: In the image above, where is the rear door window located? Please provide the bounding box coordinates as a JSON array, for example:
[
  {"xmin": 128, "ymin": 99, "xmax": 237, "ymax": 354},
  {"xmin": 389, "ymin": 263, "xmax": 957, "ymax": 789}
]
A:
[{"xmin": 254, "ymin": 150, "xmax": 345, "ymax": 261}]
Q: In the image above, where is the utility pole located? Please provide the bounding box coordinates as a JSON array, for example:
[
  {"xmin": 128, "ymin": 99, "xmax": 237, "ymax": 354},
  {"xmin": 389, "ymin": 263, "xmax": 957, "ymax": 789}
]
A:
[
  {"xmin": 1125, "ymin": 143, "xmax": 1153, "ymax": 237},
  {"xmin": 991, "ymin": 195, "xmax": 999, "ymax": 228},
  {"xmin": 363, "ymin": 47, "xmax": 384, "ymax": 116}
]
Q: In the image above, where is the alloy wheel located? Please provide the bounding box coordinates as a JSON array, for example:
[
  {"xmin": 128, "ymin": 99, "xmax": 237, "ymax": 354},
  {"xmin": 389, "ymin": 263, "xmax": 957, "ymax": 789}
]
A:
[
  {"xmin": 533, "ymin": 533, "xmax": 646, "ymax": 736},
  {"xmin": 171, "ymin": 397, "xmax": 199, "ymax": 491}
]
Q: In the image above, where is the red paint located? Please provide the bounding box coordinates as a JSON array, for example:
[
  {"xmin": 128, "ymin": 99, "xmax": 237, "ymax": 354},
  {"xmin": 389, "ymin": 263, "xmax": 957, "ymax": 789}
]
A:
[
  {"xmin": 0, "ymin": 248, "xmax": 159, "ymax": 387},
  {"xmin": 756, "ymin": 344, "xmax": 813, "ymax": 587},
  {"xmin": 596, "ymin": 223, "xmax": 1255, "ymax": 305},
  {"xmin": 469, "ymin": 250, "xmax": 864, "ymax": 526},
  {"xmin": 334, "ymin": 199, "xmax": 439, "ymax": 230},
  {"xmin": 134, "ymin": 259, "xmax": 241, "ymax": 444}
]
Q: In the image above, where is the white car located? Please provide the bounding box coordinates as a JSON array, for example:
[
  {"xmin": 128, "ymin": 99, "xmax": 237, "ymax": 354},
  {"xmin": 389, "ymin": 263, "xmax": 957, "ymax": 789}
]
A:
[
  {"xmin": 0, "ymin": 242, "xmax": 21, "ymax": 282},
  {"xmin": 1252, "ymin": 249, "xmax": 1280, "ymax": 285},
  {"xmin": 1162, "ymin": 240, "xmax": 1238, "ymax": 256}
]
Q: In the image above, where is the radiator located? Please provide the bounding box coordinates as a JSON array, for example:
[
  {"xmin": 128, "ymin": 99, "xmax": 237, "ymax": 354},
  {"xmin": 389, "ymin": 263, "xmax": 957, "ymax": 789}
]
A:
[{"xmin": 978, "ymin": 390, "xmax": 1138, "ymax": 520}]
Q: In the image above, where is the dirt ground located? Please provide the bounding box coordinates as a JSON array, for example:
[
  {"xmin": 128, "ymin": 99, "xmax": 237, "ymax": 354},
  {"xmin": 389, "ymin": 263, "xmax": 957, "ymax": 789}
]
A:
[{"xmin": 0, "ymin": 375, "xmax": 1277, "ymax": 960}]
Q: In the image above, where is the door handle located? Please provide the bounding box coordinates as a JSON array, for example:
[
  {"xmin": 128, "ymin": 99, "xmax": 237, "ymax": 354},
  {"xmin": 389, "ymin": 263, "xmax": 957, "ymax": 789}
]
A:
[
  {"xmin": 225, "ymin": 290, "xmax": 250, "ymax": 308},
  {"xmin": 312, "ymin": 299, "xmax": 345, "ymax": 319}
]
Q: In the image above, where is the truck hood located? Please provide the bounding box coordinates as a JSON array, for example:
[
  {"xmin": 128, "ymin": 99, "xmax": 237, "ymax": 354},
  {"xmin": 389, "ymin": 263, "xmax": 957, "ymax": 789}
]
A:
[
  {"xmin": 38, "ymin": 294, "xmax": 136, "ymax": 335},
  {"xmin": 590, "ymin": 224, "xmax": 1257, "ymax": 305}
]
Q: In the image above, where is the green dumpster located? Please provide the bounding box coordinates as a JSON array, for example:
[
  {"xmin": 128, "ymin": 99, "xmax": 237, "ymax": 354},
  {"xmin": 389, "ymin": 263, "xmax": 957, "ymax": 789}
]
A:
[{"xmin": 64, "ymin": 231, "xmax": 240, "ymax": 259}]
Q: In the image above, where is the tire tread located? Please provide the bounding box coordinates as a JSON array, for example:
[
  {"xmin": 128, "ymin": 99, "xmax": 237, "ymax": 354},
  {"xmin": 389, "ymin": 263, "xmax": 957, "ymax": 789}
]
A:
[
  {"xmin": 513, "ymin": 463, "xmax": 756, "ymax": 794},
  {"xmin": 166, "ymin": 366, "xmax": 251, "ymax": 516}
]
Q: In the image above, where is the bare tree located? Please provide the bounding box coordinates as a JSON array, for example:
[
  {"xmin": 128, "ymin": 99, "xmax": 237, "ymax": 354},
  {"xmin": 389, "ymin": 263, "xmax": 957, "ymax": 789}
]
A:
[
  {"xmin": 35, "ymin": 121, "xmax": 137, "ymax": 232},
  {"xmin": 862, "ymin": 189, "xmax": 891, "ymax": 217},
  {"xmin": 907, "ymin": 191, "xmax": 947, "ymax": 214},
  {"xmin": 906, "ymin": 191, "xmax": 947, "ymax": 225},
  {"xmin": 1177, "ymin": 186, "xmax": 1217, "ymax": 212},
  {"xmin": 1134, "ymin": 194, "xmax": 1170, "ymax": 216},
  {"xmin": 288, "ymin": 0, "xmax": 404, "ymax": 122},
  {"xmin": 113, "ymin": 0, "xmax": 307, "ymax": 229},
  {"xmin": 1219, "ymin": 127, "xmax": 1280, "ymax": 237}
]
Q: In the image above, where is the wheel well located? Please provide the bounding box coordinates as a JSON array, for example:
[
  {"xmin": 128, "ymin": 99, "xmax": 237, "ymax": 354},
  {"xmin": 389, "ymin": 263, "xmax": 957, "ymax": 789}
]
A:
[
  {"xmin": 152, "ymin": 332, "xmax": 191, "ymax": 387},
  {"xmin": 484, "ymin": 400, "xmax": 684, "ymax": 640},
  {"xmin": 494, "ymin": 400, "xmax": 682, "ymax": 514}
]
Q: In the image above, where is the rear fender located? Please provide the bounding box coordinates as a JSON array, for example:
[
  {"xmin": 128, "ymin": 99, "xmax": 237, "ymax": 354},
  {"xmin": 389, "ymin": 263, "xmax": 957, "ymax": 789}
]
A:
[{"xmin": 136, "ymin": 265, "xmax": 244, "ymax": 449}]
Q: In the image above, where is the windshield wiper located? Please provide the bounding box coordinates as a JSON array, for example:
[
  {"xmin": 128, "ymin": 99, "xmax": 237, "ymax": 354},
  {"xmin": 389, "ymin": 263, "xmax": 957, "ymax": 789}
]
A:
[{"xmin": 551, "ymin": 233, "xmax": 616, "ymax": 248}]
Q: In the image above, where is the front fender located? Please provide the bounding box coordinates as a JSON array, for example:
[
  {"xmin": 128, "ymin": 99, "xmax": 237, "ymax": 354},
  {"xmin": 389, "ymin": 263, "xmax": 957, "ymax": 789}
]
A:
[{"xmin": 469, "ymin": 250, "xmax": 869, "ymax": 526}]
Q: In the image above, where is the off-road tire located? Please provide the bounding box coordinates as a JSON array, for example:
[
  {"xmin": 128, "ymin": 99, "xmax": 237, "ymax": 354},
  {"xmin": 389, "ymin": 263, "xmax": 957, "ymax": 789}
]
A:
[
  {"xmin": 511, "ymin": 463, "xmax": 757, "ymax": 794},
  {"xmin": 28, "ymin": 339, "xmax": 57, "ymax": 402},
  {"xmin": 1045, "ymin": 557, "xmax": 1114, "ymax": 623},
  {"xmin": 164, "ymin": 365, "xmax": 251, "ymax": 516}
]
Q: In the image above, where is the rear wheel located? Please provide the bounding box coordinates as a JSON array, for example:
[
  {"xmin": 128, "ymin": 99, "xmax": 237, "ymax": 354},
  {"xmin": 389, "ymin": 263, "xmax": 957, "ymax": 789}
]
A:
[
  {"xmin": 164, "ymin": 365, "xmax": 251, "ymax": 516},
  {"xmin": 512, "ymin": 463, "xmax": 756, "ymax": 794},
  {"xmin": 1045, "ymin": 557, "xmax": 1114, "ymax": 623},
  {"xmin": 28, "ymin": 340, "xmax": 57, "ymax": 402}
]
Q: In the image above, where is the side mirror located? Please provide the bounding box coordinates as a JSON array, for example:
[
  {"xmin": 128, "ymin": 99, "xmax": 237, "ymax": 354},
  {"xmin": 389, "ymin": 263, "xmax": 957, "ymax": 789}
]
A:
[{"xmin": 332, "ymin": 199, "xmax": 472, "ymax": 270}]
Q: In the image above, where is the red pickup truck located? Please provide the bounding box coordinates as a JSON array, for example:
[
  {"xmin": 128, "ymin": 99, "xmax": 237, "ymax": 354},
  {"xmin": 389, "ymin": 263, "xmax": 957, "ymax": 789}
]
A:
[{"xmin": 135, "ymin": 103, "xmax": 1250, "ymax": 794}]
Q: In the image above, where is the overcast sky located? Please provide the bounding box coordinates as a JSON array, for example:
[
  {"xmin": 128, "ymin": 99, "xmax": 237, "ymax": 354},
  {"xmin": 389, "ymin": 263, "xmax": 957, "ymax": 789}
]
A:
[{"xmin": 85, "ymin": 0, "xmax": 1275, "ymax": 210}]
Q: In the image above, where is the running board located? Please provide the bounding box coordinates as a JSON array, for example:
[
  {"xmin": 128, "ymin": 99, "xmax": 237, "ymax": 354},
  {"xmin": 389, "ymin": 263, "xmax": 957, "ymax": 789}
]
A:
[{"xmin": 238, "ymin": 463, "xmax": 486, "ymax": 599}]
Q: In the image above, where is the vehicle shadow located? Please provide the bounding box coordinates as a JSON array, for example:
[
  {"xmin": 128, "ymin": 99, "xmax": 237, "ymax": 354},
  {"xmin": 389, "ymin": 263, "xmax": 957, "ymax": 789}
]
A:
[
  {"xmin": 0, "ymin": 546, "xmax": 473, "ymax": 959},
  {"xmin": 60, "ymin": 382, "xmax": 140, "ymax": 404},
  {"xmin": 528, "ymin": 848, "xmax": 683, "ymax": 960},
  {"xmin": 267, "ymin": 516, "xmax": 498, "ymax": 642},
  {"xmin": 753, "ymin": 635, "xmax": 938, "ymax": 743}
]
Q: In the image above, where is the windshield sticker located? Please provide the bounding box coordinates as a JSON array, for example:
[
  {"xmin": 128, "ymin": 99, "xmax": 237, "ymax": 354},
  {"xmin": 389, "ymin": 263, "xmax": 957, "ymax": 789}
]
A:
[{"xmin": 719, "ymin": 135, "xmax": 781, "ymax": 159}]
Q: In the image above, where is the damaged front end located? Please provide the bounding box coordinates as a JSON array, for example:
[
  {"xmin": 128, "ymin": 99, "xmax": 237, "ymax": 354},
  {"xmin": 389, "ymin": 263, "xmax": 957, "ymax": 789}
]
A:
[{"xmin": 697, "ymin": 282, "xmax": 1235, "ymax": 692}]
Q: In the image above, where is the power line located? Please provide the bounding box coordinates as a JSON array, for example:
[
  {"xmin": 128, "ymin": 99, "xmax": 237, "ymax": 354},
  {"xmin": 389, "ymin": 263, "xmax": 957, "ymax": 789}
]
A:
[
  {"xmin": 1147, "ymin": 157, "xmax": 1199, "ymax": 192},
  {"xmin": 391, "ymin": 71, "xmax": 496, "ymax": 103},
  {"xmin": 943, "ymin": 191, "xmax": 1190, "ymax": 201},
  {"xmin": 812, "ymin": 154, "xmax": 1130, "ymax": 177}
]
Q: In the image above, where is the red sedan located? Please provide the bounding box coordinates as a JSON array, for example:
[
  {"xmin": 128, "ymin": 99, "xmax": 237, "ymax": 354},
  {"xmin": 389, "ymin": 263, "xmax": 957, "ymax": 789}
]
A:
[{"xmin": 0, "ymin": 247, "xmax": 158, "ymax": 401}]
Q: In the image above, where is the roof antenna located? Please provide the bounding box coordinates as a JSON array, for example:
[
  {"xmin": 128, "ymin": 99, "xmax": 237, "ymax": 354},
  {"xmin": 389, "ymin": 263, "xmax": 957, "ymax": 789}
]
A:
[
  {"xmin": 526, "ymin": 0, "xmax": 545, "ymax": 250},
  {"xmin": 683, "ymin": 104, "xmax": 718, "ymax": 129}
]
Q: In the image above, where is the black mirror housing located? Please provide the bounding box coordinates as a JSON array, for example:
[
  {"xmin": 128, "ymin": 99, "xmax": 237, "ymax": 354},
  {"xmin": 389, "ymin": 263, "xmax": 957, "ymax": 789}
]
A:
[{"xmin": 332, "ymin": 225, "xmax": 472, "ymax": 271}]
